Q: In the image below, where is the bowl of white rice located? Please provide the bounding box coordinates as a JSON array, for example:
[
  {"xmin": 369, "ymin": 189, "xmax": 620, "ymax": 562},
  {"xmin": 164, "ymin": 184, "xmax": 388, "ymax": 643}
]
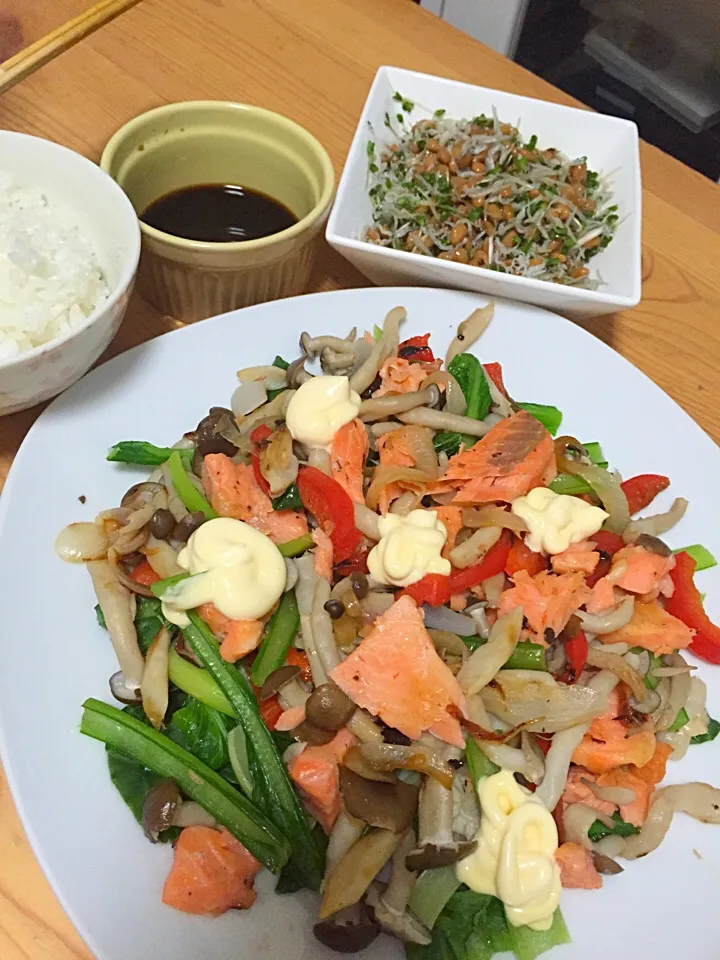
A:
[{"xmin": 0, "ymin": 131, "xmax": 141, "ymax": 417}]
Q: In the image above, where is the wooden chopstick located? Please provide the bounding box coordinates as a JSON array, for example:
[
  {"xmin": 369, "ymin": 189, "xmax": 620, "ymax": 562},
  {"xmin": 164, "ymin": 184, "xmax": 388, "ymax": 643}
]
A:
[{"xmin": 0, "ymin": 0, "xmax": 142, "ymax": 95}]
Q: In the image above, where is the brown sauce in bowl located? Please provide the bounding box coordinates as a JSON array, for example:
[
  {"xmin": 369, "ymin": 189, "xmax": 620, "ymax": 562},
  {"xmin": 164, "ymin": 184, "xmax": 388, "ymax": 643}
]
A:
[{"xmin": 140, "ymin": 183, "xmax": 297, "ymax": 243}]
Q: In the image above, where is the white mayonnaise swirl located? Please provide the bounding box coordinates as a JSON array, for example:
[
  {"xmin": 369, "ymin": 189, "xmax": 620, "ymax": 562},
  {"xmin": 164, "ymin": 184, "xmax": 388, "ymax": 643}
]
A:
[
  {"xmin": 285, "ymin": 375, "xmax": 361, "ymax": 449},
  {"xmin": 367, "ymin": 509, "xmax": 450, "ymax": 587},
  {"xmin": 511, "ymin": 486, "xmax": 608, "ymax": 555},
  {"xmin": 457, "ymin": 770, "xmax": 561, "ymax": 932},
  {"xmin": 161, "ymin": 517, "xmax": 286, "ymax": 627}
]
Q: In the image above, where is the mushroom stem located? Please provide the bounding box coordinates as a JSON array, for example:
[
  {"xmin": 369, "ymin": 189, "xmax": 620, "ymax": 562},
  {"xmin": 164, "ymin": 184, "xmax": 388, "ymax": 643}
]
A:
[
  {"xmin": 418, "ymin": 771, "xmax": 454, "ymax": 847},
  {"xmin": 87, "ymin": 559, "xmax": 144, "ymax": 692},
  {"xmin": 384, "ymin": 828, "xmax": 420, "ymax": 913}
]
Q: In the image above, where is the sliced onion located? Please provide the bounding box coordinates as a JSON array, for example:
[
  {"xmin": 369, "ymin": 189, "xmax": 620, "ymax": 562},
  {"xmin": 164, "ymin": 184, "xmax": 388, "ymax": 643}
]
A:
[
  {"xmin": 657, "ymin": 783, "xmax": 720, "ymax": 824},
  {"xmin": 656, "ymin": 653, "xmax": 692, "ymax": 731},
  {"xmin": 395, "ymin": 426, "xmax": 439, "ymax": 477},
  {"xmin": 142, "ymin": 534, "xmax": 183, "ymax": 578},
  {"xmin": 593, "ymin": 835, "xmax": 626, "ymax": 858},
  {"xmin": 141, "ymin": 625, "xmax": 171, "ymax": 729},
  {"xmin": 483, "ymin": 572, "xmax": 506, "ymax": 608},
  {"xmin": 556, "ymin": 437, "xmax": 628, "ymax": 534},
  {"xmin": 365, "ymin": 466, "xmax": 432, "ymax": 511},
  {"xmin": 360, "ymin": 591, "xmax": 395, "ymax": 623},
  {"xmin": 260, "ymin": 427, "xmax": 299, "ymax": 495},
  {"xmin": 445, "ymin": 304, "xmax": 494, "ymax": 367},
  {"xmin": 423, "ymin": 605, "xmax": 478, "ymax": 636},
  {"xmin": 231, "ymin": 379, "xmax": 268, "ymax": 417},
  {"xmin": 390, "ymin": 490, "xmax": 421, "ymax": 515},
  {"xmin": 449, "ymin": 526, "xmax": 502, "ymax": 569},
  {"xmin": 586, "ymin": 646, "xmax": 647, "ymax": 702},
  {"xmin": 462, "ymin": 506, "xmax": 528, "ymax": 533},
  {"xmin": 482, "ymin": 670, "xmax": 609, "ymax": 732},
  {"xmin": 578, "ymin": 596, "xmax": 634, "ymax": 635},
  {"xmin": 621, "ymin": 794, "xmax": 674, "ymax": 860},
  {"xmin": 584, "ymin": 780, "xmax": 636, "ymax": 805},
  {"xmin": 236, "ymin": 364, "xmax": 287, "ymax": 388},
  {"xmin": 55, "ymin": 522, "xmax": 108, "ymax": 562},
  {"xmin": 623, "ymin": 498, "xmax": 689, "ymax": 543},
  {"xmin": 457, "ymin": 608, "xmax": 522, "ymax": 696}
]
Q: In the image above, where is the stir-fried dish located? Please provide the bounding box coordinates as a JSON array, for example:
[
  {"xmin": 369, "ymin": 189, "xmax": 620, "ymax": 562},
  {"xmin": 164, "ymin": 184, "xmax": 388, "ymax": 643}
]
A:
[
  {"xmin": 363, "ymin": 95, "xmax": 618, "ymax": 288},
  {"xmin": 58, "ymin": 305, "xmax": 720, "ymax": 959}
]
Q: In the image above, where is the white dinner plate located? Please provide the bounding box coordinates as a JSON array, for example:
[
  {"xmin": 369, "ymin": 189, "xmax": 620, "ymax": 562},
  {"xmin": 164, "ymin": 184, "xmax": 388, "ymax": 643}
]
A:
[{"xmin": 1, "ymin": 287, "xmax": 719, "ymax": 960}]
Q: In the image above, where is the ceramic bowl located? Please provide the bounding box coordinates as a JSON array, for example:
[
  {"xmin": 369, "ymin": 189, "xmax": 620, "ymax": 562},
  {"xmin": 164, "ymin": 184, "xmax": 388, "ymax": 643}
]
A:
[
  {"xmin": 326, "ymin": 66, "xmax": 642, "ymax": 320},
  {"xmin": 0, "ymin": 132, "xmax": 140, "ymax": 417},
  {"xmin": 101, "ymin": 101, "xmax": 335, "ymax": 323}
]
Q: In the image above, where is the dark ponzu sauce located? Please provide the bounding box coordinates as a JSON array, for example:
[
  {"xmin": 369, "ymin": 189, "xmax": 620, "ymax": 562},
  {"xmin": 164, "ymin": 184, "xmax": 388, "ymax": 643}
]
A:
[{"xmin": 140, "ymin": 183, "xmax": 297, "ymax": 243}]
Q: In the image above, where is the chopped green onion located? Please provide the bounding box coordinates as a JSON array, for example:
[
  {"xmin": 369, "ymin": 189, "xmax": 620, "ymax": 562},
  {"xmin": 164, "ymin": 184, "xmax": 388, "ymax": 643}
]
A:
[
  {"xmin": 166, "ymin": 450, "xmax": 218, "ymax": 520},
  {"xmin": 182, "ymin": 612, "xmax": 323, "ymax": 890},
  {"xmin": 673, "ymin": 544, "xmax": 717, "ymax": 572},
  {"xmin": 517, "ymin": 402, "xmax": 563, "ymax": 436},
  {"xmin": 106, "ymin": 442, "xmax": 193, "ymax": 467},
  {"xmin": 251, "ymin": 591, "xmax": 300, "ymax": 686},
  {"xmin": 80, "ymin": 697, "xmax": 289, "ymax": 871},
  {"xmin": 691, "ymin": 717, "xmax": 720, "ymax": 745},
  {"xmin": 277, "ymin": 532, "xmax": 314, "ymax": 557}
]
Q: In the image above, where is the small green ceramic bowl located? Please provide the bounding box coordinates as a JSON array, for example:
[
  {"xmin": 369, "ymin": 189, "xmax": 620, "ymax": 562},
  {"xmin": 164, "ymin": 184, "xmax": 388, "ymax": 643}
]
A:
[{"xmin": 100, "ymin": 101, "xmax": 335, "ymax": 322}]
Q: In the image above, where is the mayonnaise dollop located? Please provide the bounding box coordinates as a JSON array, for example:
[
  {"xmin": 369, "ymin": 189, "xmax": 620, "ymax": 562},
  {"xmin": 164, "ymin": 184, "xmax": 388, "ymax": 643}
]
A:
[
  {"xmin": 285, "ymin": 375, "xmax": 361, "ymax": 449},
  {"xmin": 511, "ymin": 486, "xmax": 608, "ymax": 555},
  {"xmin": 457, "ymin": 770, "xmax": 561, "ymax": 932},
  {"xmin": 161, "ymin": 517, "xmax": 286, "ymax": 627},
  {"xmin": 367, "ymin": 509, "xmax": 450, "ymax": 587}
]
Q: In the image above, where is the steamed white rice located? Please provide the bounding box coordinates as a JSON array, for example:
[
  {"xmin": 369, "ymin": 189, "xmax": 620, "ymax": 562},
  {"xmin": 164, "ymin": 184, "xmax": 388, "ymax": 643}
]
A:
[{"xmin": 0, "ymin": 170, "xmax": 110, "ymax": 363}]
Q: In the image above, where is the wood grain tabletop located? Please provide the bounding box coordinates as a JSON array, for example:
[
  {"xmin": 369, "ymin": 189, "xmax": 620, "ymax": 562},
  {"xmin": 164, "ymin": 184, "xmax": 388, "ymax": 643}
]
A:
[{"xmin": 0, "ymin": 0, "xmax": 719, "ymax": 956}]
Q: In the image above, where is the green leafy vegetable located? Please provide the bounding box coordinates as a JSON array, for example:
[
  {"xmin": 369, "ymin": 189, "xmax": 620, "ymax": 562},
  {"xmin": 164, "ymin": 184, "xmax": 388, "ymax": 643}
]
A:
[
  {"xmin": 227, "ymin": 724, "xmax": 255, "ymax": 795},
  {"xmin": 433, "ymin": 431, "xmax": 463, "ymax": 457},
  {"xmin": 182, "ymin": 612, "xmax": 324, "ymax": 890},
  {"xmin": 277, "ymin": 532, "xmax": 315, "ymax": 557},
  {"xmin": 272, "ymin": 355, "xmax": 289, "ymax": 370},
  {"xmin": 168, "ymin": 648, "xmax": 234, "ymax": 717},
  {"xmin": 673, "ymin": 544, "xmax": 717, "ymax": 572},
  {"xmin": 517, "ymin": 402, "xmax": 563, "ymax": 436},
  {"xmin": 408, "ymin": 866, "xmax": 461, "ymax": 929},
  {"xmin": 81, "ymin": 697, "xmax": 290, "ymax": 871},
  {"xmin": 272, "ymin": 483, "xmax": 302, "ymax": 511},
  {"xmin": 549, "ymin": 473, "xmax": 593, "ymax": 496},
  {"xmin": 251, "ymin": 591, "xmax": 300, "ymax": 686},
  {"xmin": 588, "ymin": 810, "xmax": 639, "ymax": 842},
  {"xmin": 106, "ymin": 442, "xmax": 193, "ymax": 466},
  {"xmin": 461, "ymin": 636, "xmax": 546, "ymax": 671},
  {"xmin": 372, "ymin": 323, "xmax": 383, "ymax": 341},
  {"xmin": 465, "ymin": 736, "xmax": 499, "ymax": 785},
  {"xmin": 644, "ymin": 653, "xmax": 663, "ymax": 690},
  {"xmin": 407, "ymin": 889, "xmax": 570, "ymax": 960},
  {"xmin": 167, "ymin": 696, "xmax": 232, "ymax": 770},
  {"xmin": 668, "ymin": 707, "xmax": 689, "ymax": 732},
  {"xmin": 166, "ymin": 450, "xmax": 218, "ymax": 520},
  {"xmin": 448, "ymin": 353, "xmax": 492, "ymax": 450},
  {"xmin": 691, "ymin": 717, "xmax": 720, "ymax": 745}
]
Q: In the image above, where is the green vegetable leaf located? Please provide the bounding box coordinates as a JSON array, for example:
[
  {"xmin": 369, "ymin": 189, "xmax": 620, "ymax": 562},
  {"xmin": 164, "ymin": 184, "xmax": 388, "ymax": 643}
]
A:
[
  {"xmin": 433, "ymin": 431, "xmax": 463, "ymax": 457},
  {"xmin": 408, "ymin": 867, "xmax": 461, "ymax": 929},
  {"xmin": 517, "ymin": 402, "xmax": 563, "ymax": 436},
  {"xmin": 691, "ymin": 717, "xmax": 720, "ymax": 745},
  {"xmin": 673, "ymin": 544, "xmax": 717, "ymax": 572},
  {"xmin": 448, "ymin": 353, "xmax": 492, "ymax": 450},
  {"xmin": 668, "ymin": 707, "xmax": 690, "ymax": 732},
  {"xmin": 272, "ymin": 355, "xmax": 289, "ymax": 370},
  {"xmin": 167, "ymin": 450, "xmax": 218, "ymax": 520},
  {"xmin": 272, "ymin": 483, "xmax": 302, "ymax": 511},
  {"xmin": 644, "ymin": 653, "xmax": 663, "ymax": 690},
  {"xmin": 549, "ymin": 473, "xmax": 593, "ymax": 496},
  {"xmin": 82, "ymin": 698, "xmax": 290, "ymax": 872},
  {"xmin": 106, "ymin": 442, "xmax": 193, "ymax": 467},
  {"xmin": 433, "ymin": 108, "xmax": 446, "ymax": 119},
  {"xmin": 372, "ymin": 323, "xmax": 384, "ymax": 341},
  {"xmin": 166, "ymin": 696, "xmax": 232, "ymax": 770},
  {"xmin": 251, "ymin": 591, "xmax": 300, "ymax": 686},
  {"xmin": 466, "ymin": 737, "xmax": 499, "ymax": 786},
  {"xmin": 366, "ymin": 140, "xmax": 375, "ymax": 157},
  {"xmin": 277, "ymin": 532, "xmax": 315, "ymax": 557},
  {"xmin": 588, "ymin": 810, "xmax": 639, "ymax": 842}
]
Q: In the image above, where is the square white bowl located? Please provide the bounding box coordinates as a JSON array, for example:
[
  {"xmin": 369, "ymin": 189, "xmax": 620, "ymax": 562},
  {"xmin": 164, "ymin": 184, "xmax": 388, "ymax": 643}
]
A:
[{"xmin": 326, "ymin": 65, "xmax": 642, "ymax": 319}]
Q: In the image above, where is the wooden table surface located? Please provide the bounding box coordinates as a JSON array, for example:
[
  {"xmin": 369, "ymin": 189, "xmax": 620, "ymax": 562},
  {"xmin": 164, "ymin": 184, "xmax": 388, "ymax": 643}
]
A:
[{"xmin": 1, "ymin": 0, "xmax": 719, "ymax": 955}]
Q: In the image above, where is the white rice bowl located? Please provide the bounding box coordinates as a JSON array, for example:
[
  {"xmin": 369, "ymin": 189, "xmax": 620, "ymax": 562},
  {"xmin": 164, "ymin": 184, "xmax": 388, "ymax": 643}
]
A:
[{"xmin": 0, "ymin": 170, "xmax": 110, "ymax": 363}]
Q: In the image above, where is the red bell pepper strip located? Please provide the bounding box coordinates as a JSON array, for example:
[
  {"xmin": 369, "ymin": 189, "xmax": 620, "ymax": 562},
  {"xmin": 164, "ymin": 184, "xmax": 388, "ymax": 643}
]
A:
[
  {"xmin": 334, "ymin": 546, "xmax": 370, "ymax": 578},
  {"xmin": 285, "ymin": 648, "xmax": 313, "ymax": 685},
  {"xmin": 536, "ymin": 735, "xmax": 553, "ymax": 757},
  {"xmin": 399, "ymin": 333, "xmax": 435, "ymax": 363},
  {"xmin": 563, "ymin": 630, "xmax": 589, "ymax": 683},
  {"xmin": 448, "ymin": 531, "xmax": 512, "ymax": 595},
  {"xmin": 130, "ymin": 558, "xmax": 161, "ymax": 587},
  {"xmin": 665, "ymin": 551, "xmax": 720, "ymax": 664},
  {"xmin": 251, "ymin": 452, "xmax": 270, "ymax": 495},
  {"xmin": 621, "ymin": 474, "xmax": 670, "ymax": 515},
  {"xmin": 259, "ymin": 694, "xmax": 283, "ymax": 730},
  {"xmin": 398, "ymin": 573, "xmax": 453, "ymax": 607},
  {"xmin": 483, "ymin": 362, "xmax": 508, "ymax": 397},
  {"xmin": 250, "ymin": 423, "xmax": 273, "ymax": 445},
  {"xmin": 505, "ymin": 536, "xmax": 547, "ymax": 577},
  {"xmin": 297, "ymin": 466, "xmax": 362, "ymax": 563},
  {"xmin": 590, "ymin": 530, "xmax": 624, "ymax": 557}
]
